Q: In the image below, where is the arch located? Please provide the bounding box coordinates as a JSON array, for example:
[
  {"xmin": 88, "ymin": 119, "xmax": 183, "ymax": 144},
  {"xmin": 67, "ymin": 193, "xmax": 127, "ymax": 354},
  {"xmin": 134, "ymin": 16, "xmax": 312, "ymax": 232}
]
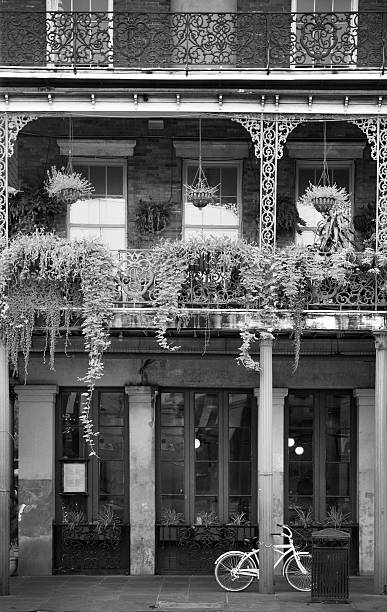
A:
[{"xmin": 0, "ymin": 114, "xmax": 38, "ymax": 243}]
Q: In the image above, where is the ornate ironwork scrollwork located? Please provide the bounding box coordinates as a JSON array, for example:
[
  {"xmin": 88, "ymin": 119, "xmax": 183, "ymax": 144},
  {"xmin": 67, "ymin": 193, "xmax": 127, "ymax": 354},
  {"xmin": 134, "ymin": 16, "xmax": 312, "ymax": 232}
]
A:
[
  {"xmin": 233, "ymin": 116, "xmax": 304, "ymax": 252},
  {"xmin": 0, "ymin": 11, "xmax": 384, "ymax": 70},
  {"xmin": 350, "ymin": 118, "xmax": 387, "ymax": 251},
  {"xmin": 0, "ymin": 113, "xmax": 37, "ymax": 244}
]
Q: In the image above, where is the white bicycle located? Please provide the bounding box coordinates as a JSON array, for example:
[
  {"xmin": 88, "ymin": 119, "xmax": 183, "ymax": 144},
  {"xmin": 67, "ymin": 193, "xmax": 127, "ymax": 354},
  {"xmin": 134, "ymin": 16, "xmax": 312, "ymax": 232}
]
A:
[{"xmin": 214, "ymin": 524, "xmax": 312, "ymax": 592}]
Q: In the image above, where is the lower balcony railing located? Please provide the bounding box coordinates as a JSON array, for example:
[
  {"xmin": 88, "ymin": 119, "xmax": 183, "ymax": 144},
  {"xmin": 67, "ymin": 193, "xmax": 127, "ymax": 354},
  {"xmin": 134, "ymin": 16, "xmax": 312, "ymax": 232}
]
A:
[
  {"xmin": 53, "ymin": 523, "xmax": 130, "ymax": 574},
  {"xmin": 155, "ymin": 524, "xmax": 258, "ymax": 575},
  {"xmin": 0, "ymin": 11, "xmax": 385, "ymax": 71}
]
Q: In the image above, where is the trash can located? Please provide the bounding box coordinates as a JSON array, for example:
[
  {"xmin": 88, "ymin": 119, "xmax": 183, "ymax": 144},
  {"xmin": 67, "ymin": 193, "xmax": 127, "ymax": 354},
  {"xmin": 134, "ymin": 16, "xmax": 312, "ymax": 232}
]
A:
[{"xmin": 311, "ymin": 528, "xmax": 350, "ymax": 603}]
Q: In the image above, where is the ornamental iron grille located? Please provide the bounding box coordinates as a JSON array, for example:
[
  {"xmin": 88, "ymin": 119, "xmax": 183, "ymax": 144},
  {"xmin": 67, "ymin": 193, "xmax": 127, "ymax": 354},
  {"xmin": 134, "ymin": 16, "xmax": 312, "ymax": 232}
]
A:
[
  {"xmin": 156, "ymin": 524, "xmax": 258, "ymax": 575},
  {"xmin": 53, "ymin": 523, "xmax": 130, "ymax": 574},
  {"xmin": 0, "ymin": 11, "xmax": 385, "ymax": 70},
  {"xmin": 233, "ymin": 116, "xmax": 305, "ymax": 252},
  {"xmin": 115, "ymin": 249, "xmax": 387, "ymax": 311},
  {"xmin": 0, "ymin": 114, "xmax": 37, "ymax": 244}
]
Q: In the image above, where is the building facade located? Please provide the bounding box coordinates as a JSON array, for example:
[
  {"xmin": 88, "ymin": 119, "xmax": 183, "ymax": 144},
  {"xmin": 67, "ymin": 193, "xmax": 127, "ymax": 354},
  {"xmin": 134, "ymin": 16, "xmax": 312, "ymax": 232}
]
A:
[{"xmin": 1, "ymin": 0, "xmax": 387, "ymax": 596}]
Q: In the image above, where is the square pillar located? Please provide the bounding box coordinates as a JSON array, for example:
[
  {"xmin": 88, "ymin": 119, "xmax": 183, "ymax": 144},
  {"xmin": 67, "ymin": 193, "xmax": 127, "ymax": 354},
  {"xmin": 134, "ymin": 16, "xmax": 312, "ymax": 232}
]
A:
[
  {"xmin": 125, "ymin": 386, "xmax": 156, "ymax": 575},
  {"xmin": 354, "ymin": 389, "xmax": 375, "ymax": 576},
  {"xmin": 373, "ymin": 334, "xmax": 387, "ymax": 594},
  {"xmin": 14, "ymin": 385, "xmax": 58, "ymax": 576}
]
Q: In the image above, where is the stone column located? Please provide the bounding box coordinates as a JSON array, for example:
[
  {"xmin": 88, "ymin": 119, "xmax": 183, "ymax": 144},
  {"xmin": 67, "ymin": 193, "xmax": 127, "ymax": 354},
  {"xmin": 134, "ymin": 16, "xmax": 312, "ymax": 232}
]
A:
[
  {"xmin": 15, "ymin": 385, "xmax": 58, "ymax": 576},
  {"xmin": 255, "ymin": 387, "xmax": 288, "ymax": 577},
  {"xmin": 255, "ymin": 334, "xmax": 274, "ymax": 593},
  {"xmin": 353, "ymin": 389, "xmax": 375, "ymax": 576},
  {"xmin": 125, "ymin": 386, "xmax": 156, "ymax": 575},
  {"xmin": 373, "ymin": 333, "xmax": 387, "ymax": 593},
  {"xmin": 0, "ymin": 344, "xmax": 10, "ymax": 595}
]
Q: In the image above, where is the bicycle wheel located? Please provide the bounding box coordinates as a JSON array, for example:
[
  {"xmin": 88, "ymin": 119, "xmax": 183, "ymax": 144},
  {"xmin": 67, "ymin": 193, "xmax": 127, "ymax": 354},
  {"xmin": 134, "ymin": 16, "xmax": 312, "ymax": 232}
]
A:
[
  {"xmin": 284, "ymin": 554, "xmax": 312, "ymax": 591},
  {"xmin": 215, "ymin": 551, "xmax": 257, "ymax": 592}
]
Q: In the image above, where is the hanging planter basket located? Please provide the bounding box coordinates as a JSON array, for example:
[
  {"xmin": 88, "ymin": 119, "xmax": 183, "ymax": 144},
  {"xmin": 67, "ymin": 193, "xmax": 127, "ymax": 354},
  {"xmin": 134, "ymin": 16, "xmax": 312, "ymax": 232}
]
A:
[
  {"xmin": 53, "ymin": 187, "xmax": 84, "ymax": 205},
  {"xmin": 185, "ymin": 172, "xmax": 219, "ymax": 210},
  {"xmin": 311, "ymin": 196, "xmax": 337, "ymax": 215},
  {"xmin": 44, "ymin": 166, "xmax": 94, "ymax": 205},
  {"xmin": 297, "ymin": 183, "xmax": 351, "ymax": 218}
]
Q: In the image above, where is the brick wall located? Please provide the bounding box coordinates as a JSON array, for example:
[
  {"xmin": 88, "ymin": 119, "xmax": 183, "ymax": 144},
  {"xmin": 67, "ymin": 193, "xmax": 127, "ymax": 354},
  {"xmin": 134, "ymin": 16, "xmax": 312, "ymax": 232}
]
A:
[{"xmin": 16, "ymin": 117, "xmax": 376, "ymax": 247}]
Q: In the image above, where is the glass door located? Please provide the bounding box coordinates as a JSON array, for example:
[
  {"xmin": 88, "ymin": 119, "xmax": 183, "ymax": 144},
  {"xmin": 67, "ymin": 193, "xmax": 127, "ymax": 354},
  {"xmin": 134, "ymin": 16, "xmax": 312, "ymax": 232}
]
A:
[
  {"xmin": 157, "ymin": 389, "xmax": 256, "ymax": 525},
  {"xmin": 56, "ymin": 388, "xmax": 129, "ymax": 523},
  {"xmin": 285, "ymin": 390, "xmax": 356, "ymax": 524}
]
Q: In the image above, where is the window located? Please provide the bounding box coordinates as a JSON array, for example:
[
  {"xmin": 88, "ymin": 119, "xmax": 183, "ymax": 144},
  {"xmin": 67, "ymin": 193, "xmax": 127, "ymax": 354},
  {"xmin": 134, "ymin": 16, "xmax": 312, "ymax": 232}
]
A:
[
  {"xmin": 157, "ymin": 390, "xmax": 256, "ymax": 524},
  {"xmin": 296, "ymin": 161, "xmax": 353, "ymax": 246},
  {"xmin": 56, "ymin": 389, "xmax": 129, "ymax": 522},
  {"xmin": 292, "ymin": 0, "xmax": 358, "ymax": 68},
  {"xmin": 285, "ymin": 390, "xmax": 356, "ymax": 524},
  {"xmin": 183, "ymin": 162, "xmax": 241, "ymax": 240},
  {"xmin": 69, "ymin": 160, "xmax": 126, "ymax": 251},
  {"xmin": 47, "ymin": 0, "xmax": 113, "ymax": 66}
]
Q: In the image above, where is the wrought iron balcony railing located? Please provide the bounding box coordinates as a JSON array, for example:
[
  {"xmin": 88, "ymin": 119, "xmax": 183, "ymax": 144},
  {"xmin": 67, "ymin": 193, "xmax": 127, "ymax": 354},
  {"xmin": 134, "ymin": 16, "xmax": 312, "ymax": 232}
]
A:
[
  {"xmin": 115, "ymin": 248, "xmax": 387, "ymax": 312},
  {"xmin": 0, "ymin": 11, "xmax": 385, "ymax": 71}
]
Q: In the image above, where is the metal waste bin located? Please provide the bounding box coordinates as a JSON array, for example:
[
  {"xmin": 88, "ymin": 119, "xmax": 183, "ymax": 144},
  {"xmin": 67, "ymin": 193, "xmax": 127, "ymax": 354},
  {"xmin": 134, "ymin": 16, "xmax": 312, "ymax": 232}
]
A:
[{"xmin": 311, "ymin": 528, "xmax": 350, "ymax": 603}]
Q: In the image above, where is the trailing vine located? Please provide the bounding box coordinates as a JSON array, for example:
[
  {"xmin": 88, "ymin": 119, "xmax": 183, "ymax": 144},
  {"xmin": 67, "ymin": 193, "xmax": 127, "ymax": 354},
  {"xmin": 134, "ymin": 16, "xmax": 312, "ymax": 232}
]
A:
[{"xmin": 0, "ymin": 231, "xmax": 116, "ymax": 456}]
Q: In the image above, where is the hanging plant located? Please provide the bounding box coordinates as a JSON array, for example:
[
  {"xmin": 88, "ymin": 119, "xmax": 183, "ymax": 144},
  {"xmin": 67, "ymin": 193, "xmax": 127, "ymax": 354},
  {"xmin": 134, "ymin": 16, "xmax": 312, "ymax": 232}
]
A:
[
  {"xmin": 0, "ymin": 231, "xmax": 116, "ymax": 456},
  {"xmin": 44, "ymin": 166, "xmax": 94, "ymax": 205},
  {"xmin": 9, "ymin": 183, "xmax": 67, "ymax": 237},
  {"xmin": 297, "ymin": 183, "xmax": 351, "ymax": 217},
  {"xmin": 136, "ymin": 199, "xmax": 170, "ymax": 235}
]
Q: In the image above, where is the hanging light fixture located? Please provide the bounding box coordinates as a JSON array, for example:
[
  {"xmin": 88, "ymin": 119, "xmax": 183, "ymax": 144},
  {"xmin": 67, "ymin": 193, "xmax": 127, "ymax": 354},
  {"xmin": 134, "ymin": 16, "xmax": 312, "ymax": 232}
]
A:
[{"xmin": 184, "ymin": 118, "xmax": 219, "ymax": 209}]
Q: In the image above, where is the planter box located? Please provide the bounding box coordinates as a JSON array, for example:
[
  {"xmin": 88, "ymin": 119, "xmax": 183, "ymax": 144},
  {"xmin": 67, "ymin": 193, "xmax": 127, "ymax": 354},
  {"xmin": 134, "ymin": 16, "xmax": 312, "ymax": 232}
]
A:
[{"xmin": 53, "ymin": 523, "xmax": 130, "ymax": 574}]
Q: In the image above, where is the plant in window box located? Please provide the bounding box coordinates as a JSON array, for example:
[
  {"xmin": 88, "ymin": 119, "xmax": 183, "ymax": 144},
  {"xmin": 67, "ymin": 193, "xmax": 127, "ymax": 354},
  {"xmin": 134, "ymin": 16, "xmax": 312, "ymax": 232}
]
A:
[
  {"xmin": 95, "ymin": 505, "xmax": 121, "ymax": 541},
  {"xmin": 227, "ymin": 511, "xmax": 255, "ymax": 542},
  {"xmin": 136, "ymin": 199, "xmax": 170, "ymax": 235},
  {"xmin": 159, "ymin": 506, "xmax": 184, "ymax": 541},
  {"xmin": 44, "ymin": 165, "xmax": 94, "ymax": 205}
]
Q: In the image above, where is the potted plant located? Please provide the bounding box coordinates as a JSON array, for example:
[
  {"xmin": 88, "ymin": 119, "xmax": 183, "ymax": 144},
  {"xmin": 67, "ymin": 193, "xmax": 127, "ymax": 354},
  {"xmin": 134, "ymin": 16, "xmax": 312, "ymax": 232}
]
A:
[
  {"xmin": 275, "ymin": 195, "xmax": 306, "ymax": 237},
  {"xmin": 136, "ymin": 199, "xmax": 170, "ymax": 235},
  {"xmin": 44, "ymin": 165, "xmax": 94, "ymax": 205}
]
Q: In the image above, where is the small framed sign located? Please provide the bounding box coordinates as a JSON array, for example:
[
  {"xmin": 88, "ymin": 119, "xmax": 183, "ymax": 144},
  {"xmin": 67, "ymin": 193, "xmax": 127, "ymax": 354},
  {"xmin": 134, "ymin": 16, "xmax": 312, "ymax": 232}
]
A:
[{"xmin": 62, "ymin": 461, "xmax": 87, "ymax": 493}]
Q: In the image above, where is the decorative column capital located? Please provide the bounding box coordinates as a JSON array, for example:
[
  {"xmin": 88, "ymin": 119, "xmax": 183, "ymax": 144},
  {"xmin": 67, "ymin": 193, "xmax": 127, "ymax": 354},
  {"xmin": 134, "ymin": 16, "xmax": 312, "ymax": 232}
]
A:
[
  {"xmin": 14, "ymin": 385, "xmax": 58, "ymax": 403},
  {"xmin": 125, "ymin": 385, "xmax": 158, "ymax": 399},
  {"xmin": 374, "ymin": 332, "xmax": 387, "ymax": 351}
]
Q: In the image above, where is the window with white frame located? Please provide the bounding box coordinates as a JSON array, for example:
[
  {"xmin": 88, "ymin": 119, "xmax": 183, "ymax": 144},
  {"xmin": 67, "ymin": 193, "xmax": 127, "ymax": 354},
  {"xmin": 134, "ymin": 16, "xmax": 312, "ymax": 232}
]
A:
[
  {"xmin": 291, "ymin": 0, "xmax": 358, "ymax": 68},
  {"xmin": 296, "ymin": 161, "xmax": 353, "ymax": 246},
  {"xmin": 69, "ymin": 160, "xmax": 126, "ymax": 251},
  {"xmin": 47, "ymin": 0, "xmax": 113, "ymax": 66},
  {"xmin": 183, "ymin": 161, "xmax": 241, "ymax": 240}
]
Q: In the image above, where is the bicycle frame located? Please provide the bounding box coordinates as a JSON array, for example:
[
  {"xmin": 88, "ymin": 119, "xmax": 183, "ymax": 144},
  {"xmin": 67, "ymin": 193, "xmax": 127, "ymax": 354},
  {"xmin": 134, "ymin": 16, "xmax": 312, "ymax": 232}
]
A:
[{"xmin": 217, "ymin": 525, "xmax": 310, "ymax": 579}]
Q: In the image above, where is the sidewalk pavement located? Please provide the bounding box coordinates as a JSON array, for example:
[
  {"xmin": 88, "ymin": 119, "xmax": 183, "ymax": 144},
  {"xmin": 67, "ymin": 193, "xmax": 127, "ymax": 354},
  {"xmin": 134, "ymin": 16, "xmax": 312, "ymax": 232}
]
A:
[{"xmin": 1, "ymin": 575, "xmax": 386, "ymax": 612}]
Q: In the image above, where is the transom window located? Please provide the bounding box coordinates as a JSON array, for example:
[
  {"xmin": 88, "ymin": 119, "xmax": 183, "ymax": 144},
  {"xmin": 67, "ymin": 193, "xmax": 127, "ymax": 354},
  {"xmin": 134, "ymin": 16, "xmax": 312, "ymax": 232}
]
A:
[
  {"xmin": 296, "ymin": 161, "xmax": 353, "ymax": 246},
  {"xmin": 56, "ymin": 389, "xmax": 129, "ymax": 522},
  {"xmin": 285, "ymin": 390, "xmax": 356, "ymax": 525},
  {"xmin": 157, "ymin": 390, "xmax": 256, "ymax": 524},
  {"xmin": 69, "ymin": 160, "xmax": 126, "ymax": 251},
  {"xmin": 183, "ymin": 162, "xmax": 241, "ymax": 240}
]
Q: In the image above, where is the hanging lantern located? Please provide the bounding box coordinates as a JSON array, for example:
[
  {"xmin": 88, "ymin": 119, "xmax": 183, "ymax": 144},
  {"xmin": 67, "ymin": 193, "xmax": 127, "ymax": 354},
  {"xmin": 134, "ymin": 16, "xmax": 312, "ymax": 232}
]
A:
[{"xmin": 184, "ymin": 118, "xmax": 219, "ymax": 209}]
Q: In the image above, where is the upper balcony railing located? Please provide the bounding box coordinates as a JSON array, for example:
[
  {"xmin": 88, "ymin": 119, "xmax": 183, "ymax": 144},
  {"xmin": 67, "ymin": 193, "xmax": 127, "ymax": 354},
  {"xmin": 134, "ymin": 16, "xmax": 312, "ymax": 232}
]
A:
[{"xmin": 0, "ymin": 11, "xmax": 385, "ymax": 72}]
